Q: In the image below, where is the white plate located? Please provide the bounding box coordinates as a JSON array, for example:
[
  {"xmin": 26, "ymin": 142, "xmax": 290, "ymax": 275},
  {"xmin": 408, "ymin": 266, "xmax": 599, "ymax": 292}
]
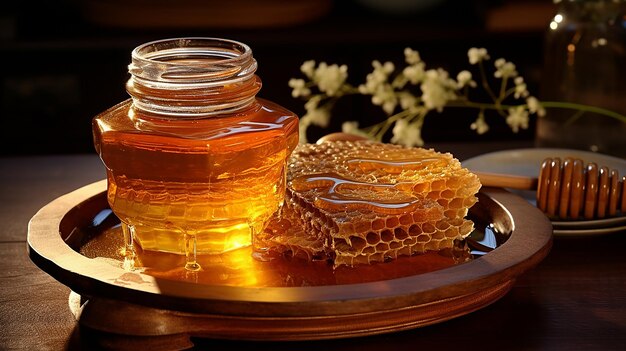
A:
[{"xmin": 462, "ymin": 148, "xmax": 626, "ymax": 236}]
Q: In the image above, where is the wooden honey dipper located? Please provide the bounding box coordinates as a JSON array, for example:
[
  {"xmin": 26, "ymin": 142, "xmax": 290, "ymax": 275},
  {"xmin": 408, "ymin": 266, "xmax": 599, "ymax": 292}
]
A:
[{"xmin": 474, "ymin": 157, "xmax": 626, "ymax": 220}]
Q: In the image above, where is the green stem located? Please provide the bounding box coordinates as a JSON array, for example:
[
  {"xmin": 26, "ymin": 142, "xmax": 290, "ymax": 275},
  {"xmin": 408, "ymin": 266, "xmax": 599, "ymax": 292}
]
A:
[
  {"xmin": 564, "ymin": 110, "xmax": 585, "ymax": 126},
  {"xmin": 540, "ymin": 101, "xmax": 626, "ymax": 123},
  {"xmin": 447, "ymin": 100, "xmax": 513, "ymax": 111},
  {"xmin": 376, "ymin": 110, "xmax": 411, "ymax": 140},
  {"xmin": 364, "ymin": 110, "xmax": 412, "ymax": 140},
  {"xmin": 447, "ymin": 100, "xmax": 626, "ymax": 123},
  {"xmin": 498, "ymin": 77, "xmax": 507, "ymax": 102},
  {"xmin": 503, "ymin": 87, "xmax": 516, "ymax": 100},
  {"xmin": 478, "ymin": 61, "xmax": 498, "ymax": 102}
]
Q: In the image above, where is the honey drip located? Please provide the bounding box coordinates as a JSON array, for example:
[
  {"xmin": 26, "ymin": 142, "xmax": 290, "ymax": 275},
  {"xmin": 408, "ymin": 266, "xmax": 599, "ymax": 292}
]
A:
[{"xmin": 290, "ymin": 173, "xmax": 420, "ymax": 214}]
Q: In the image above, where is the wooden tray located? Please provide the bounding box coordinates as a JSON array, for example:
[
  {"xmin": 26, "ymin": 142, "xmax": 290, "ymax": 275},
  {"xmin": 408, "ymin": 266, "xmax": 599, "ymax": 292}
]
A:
[{"xmin": 27, "ymin": 180, "xmax": 552, "ymax": 343}]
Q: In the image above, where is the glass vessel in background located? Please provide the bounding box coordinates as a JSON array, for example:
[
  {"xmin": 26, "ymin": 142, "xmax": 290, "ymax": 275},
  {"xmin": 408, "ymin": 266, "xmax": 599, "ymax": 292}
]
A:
[
  {"xmin": 92, "ymin": 38, "xmax": 299, "ymax": 270},
  {"xmin": 537, "ymin": 0, "xmax": 626, "ymax": 157}
]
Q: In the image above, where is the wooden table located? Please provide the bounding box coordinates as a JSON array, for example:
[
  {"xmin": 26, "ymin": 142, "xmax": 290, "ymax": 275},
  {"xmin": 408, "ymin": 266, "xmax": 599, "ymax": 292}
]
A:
[{"xmin": 2, "ymin": 142, "xmax": 625, "ymax": 350}]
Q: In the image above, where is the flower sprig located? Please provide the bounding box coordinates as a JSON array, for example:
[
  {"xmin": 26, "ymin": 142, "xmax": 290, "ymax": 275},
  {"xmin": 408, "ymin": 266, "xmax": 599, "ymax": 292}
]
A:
[{"xmin": 289, "ymin": 47, "xmax": 626, "ymax": 146}]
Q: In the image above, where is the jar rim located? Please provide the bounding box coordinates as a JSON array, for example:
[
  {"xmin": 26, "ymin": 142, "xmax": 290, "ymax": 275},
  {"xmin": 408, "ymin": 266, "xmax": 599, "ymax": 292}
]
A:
[
  {"xmin": 127, "ymin": 37, "xmax": 261, "ymax": 117},
  {"xmin": 129, "ymin": 37, "xmax": 257, "ymax": 85},
  {"xmin": 131, "ymin": 37, "xmax": 253, "ymax": 68}
]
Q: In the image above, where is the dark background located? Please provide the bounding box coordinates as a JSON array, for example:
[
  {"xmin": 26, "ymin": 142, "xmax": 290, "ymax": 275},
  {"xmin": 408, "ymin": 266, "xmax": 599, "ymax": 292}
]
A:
[{"xmin": 0, "ymin": 0, "xmax": 556, "ymax": 155}]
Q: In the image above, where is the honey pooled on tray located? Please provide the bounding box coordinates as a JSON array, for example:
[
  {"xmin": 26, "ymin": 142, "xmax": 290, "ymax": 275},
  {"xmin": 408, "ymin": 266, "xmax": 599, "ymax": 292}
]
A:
[
  {"xmin": 92, "ymin": 38, "xmax": 298, "ymax": 270},
  {"xmin": 257, "ymin": 141, "xmax": 481, "ymax": 267}
]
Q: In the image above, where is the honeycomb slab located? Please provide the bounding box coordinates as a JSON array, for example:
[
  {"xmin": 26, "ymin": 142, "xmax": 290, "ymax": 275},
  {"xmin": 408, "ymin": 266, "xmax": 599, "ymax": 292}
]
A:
[{"xmin": 258, "ymin": 141, "xmax": 482, "ymax": 267}]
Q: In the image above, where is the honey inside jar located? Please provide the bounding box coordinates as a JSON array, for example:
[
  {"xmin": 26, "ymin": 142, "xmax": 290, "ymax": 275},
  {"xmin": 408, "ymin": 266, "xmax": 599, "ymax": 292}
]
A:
[{"xmin": 92, "ymin": 38, "xmax": 298, "ymax": 270}]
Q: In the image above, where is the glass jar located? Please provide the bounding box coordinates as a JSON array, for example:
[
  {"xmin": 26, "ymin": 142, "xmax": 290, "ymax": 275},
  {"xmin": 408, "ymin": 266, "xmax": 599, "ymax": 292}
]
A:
[
  {"xmin": 92, "ymin": 38, "xmax": 299, "ymax": 270},
  {"xmin": 536, "ymin": 0, "xmax": 626, "ymax": 157}
]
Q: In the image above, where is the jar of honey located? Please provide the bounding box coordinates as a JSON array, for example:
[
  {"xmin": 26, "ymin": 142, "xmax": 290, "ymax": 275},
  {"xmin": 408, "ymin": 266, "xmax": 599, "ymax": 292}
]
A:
[{"xmin": 92, "ymin": 38, "xmax": 299, "ymax": 270}]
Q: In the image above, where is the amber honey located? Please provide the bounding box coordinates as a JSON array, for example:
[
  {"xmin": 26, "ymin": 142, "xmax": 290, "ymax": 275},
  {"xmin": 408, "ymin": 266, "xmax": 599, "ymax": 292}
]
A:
[{"xmin": 92, "ymin": 38, "xmax": 298, "ymax": 270}]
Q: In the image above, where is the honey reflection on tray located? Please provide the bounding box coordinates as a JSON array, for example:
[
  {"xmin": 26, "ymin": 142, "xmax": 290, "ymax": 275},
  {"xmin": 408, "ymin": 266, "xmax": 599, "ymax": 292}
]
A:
[{"xmin": 79, "ymin": 221, "xmax": 505, "ymax": 288}]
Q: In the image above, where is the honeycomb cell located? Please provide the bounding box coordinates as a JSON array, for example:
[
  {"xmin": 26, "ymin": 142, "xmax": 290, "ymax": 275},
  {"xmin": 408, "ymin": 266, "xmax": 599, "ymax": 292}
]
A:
[
  {"xmin": 354, "ymin": 221, "xmax": 371, "ymax": 234},
  {"xmin": 422, "ymin": 223, "xmax": 436, "ymax": 234},
  {"xmin": 449, "ymin": 198, "xmax": 464, "ymax": 209},
  {"xmin": 445, "ymin": 227, "xmax": 460, "ymax": 238},
  {"xmin": 413, "ymin": 183, "xmax": 430, "ymax": 194},
  {"xmin": 363, "ymin": 246, "xmax": 376, "ymax": 254},
  {"xmin": 408, "ymin": 224, "xmax": 422, "ymax": 236},
  {"xmin": 446, "ymin": 178, "xmax": 461, "ymax": 188},
  {"xmin": 432, "ymin": 231, "xmax": 445, "ymax": 240},
  {"xmin": 436, "ymin": 221, "xmax": 450, "ymax": 231},
  {"xmin": 403, "ymin": 237, "xmax": 417, "ymax": 246},
  {"xmin": 431, "ymin": 179, "xmax": 446, "ymax": 191},
  {"xmin": 350, "ymin": 236, "xmax": 367, "ymax": 251},
  {"xmin": 386, "ymin": 217, "xmax": 400, "ymax": 228},
  {"xmin": 441, "ymin": 190, "xmax": 455, "ymax": 199},
  {"xmin": 257, "ymin": 141, "xmax": 481, "ymax": 267},
  {"xmin": 371, "ymin": 218, "xmax": 385, "ymax": 230},
  {"xmin": 376, "ymin": 242, "xmax": 390, "ymax": 251},
  {"xmin": 381, "ymin": 229, "xmax": 394, "ymax": 242},
  {"xmin": 399, "ymin": 214, "xmax": 413, "ymax": 225},
  {"xmin": 366, "ymin": 232, "xmax": 380, "ymax": 245},
  {"xmin": 394, "ymin": 227, "xmax": 409, "ymax": 240},
  {"xmin": 389, "ymin": 241, "xmax": 402, "ymax": 249}
]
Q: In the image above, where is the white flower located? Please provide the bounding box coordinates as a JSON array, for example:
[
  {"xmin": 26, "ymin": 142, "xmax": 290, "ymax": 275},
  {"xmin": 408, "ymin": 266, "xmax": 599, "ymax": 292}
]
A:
[
  {"xmin": 358, "ymin": 60, "xmax": 394, "ymax": 94},
  {"xmin": 527, "ymin": 96, "xmax": 546, "ymax": 117},
  {"xmin": 304, "ymin": 95, "xmax": 322, "ymax": 111},
  {"xmin": 301, "ymin": 95, "xmax": 330, "ymax": 128},
  {"xmin": 402, "ymin": 62, "xmax": 426, "ymax": 85},
  {"xmin": 513, "ymin": 77, "xmax": 529, "ymax": 99},
  {"xmin": 291, "ymin": 46, "xmax": 566, "ymax": 147},
  {"xmin": 391, "ymin": 119, "xmax": 423, "ymax": 147},
  {"xmin": 377, "ymin": 60, "xmax": 395, "ymax": 74},
  {"xmin": 302, "ymin": 107, "xmax": 330, "ymax": 128},
  {"xmin": 456, "ymin": 70, "xmax": 476, "ymax": 88},
  {"xmin": 420, "ymin": 69, "xmax": 457, "ymax": 112},
  {"xmin": 404, "ymin": 48, "xmax": 421, "ymax": 65},
  {"xmin": 494, "ymin": 58, "xmax": 518, "ymax": 79},
  {"xmin": 342, "ymin": 121, "xmax": 359, "ymax": 134},
  {"xmin": 313, "ymin": 62, "xmax": 348, "ymax": 97},
  {"xmin": 288, "ymin": 78, "xmax": 311, "ymax": 98},
  {"xmin": 470, "ymin": 113, "xmax": 489, "ymax": 134},
  {"xmin": 358, "ymin": 60, "xmax": 399, "ymax": 114},
  {"xmin": 391, "ymin": 74, "xmax": 409, "ymax": 89},
  {"xmin": 468, "ymin": 48, "xmax": 490, "ymax": 65},
  {"xmin": 506, "ymin": 106, "xmax": 529, "ymax": 133},
  {"xmin": 358, "ymin": 82, "xmax": 373, "ymax": 95},
  {"xmin": 300, "ymin": 60, "xmax": 316, "ymax": 78},
  {"xmin": 398, "ymin": 91, "xmax": 419, "ymax": 112},
  {"xmin": 371, "ymin": 84, "xmax": 398, "ymax": 115}
]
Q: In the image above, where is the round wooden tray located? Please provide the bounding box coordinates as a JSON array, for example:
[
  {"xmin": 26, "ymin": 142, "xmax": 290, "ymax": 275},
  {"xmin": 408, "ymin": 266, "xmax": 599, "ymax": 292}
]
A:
[{"xmin": 27, "ymin": 180, "xmax": 552, "ymax": 342}]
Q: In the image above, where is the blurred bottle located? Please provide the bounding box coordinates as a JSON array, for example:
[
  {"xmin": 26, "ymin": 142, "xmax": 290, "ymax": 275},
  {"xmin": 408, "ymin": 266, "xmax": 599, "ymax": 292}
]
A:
[{"xmin": 537, "ymin": 0, "xmax": 626, "ymax": 157}]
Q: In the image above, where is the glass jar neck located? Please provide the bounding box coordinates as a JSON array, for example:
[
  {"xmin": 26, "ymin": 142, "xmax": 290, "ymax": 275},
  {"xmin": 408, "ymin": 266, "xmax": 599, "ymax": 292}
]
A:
[{"xmin": 126, "ymin": 38, "xmax": 261, "ymax": 119}]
